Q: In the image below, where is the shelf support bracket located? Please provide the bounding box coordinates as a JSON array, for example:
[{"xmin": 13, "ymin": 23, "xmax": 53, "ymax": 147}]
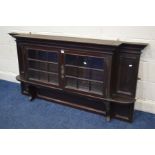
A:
[
  {"xmin": 28, "ymin": 85, "xmax": 37, "ymax": 101},
  {"xmin": 105, "ymin": 101, "xmax": 111, "ymax": 122}
]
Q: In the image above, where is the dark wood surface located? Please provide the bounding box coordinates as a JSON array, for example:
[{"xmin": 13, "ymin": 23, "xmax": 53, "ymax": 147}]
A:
[{"xmin": 10, "ymin": 33, "xmax": 147, "ymax": 122}]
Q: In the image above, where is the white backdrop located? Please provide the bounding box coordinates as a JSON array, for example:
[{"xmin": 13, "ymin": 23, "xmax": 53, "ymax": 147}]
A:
[{"xmin": 0, "ymin": 26, "xmax": 155, "ymax": 113}]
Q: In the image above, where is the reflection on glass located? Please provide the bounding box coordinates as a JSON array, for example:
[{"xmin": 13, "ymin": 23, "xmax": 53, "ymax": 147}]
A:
[
  {"xmin": 48, "ymin": 74, "xmax": 58, "ymax": 84},
  {"xmin": 91, "ymin": 81, "xmax": 103, "ymax": 95},
  {"xmin": 39, "ymin": 72, "xmax": 48, "ymax": 82},
  {"xmin": 78, "ymin": 68, "xmax": 90, "ymax": 79},
  {"xmin": 78, "ymin": 56, "xmax": 88, "ymax": 67},
  {"xmin": 29, "ymin": 61, "xmax": 47, "ymax": 71},
  {"xmin": 66, "ymin": 77, "xmax": 77, "ymax": 89},
  {"xmin": 28, "ymin": 70, "xmax": 39, "ymax": 80},
  {"xmin": 48, "ymin": 63, "xmax": 58, "ymax": 73},
  {"xmin": 65, "ymin": 77, "xmax": 104, "ymax": 95},
  {"xmin": 65, "ymin": 66, "xmax": 77, "ymax": 77},
  {"xmin": 91, "ymin": 70, "xmax": 104, "ymax": 81},
  {"xmin": 39, "ymin": 62, "xmax": 47, "ymax": 71},
  {"xmin": 78, "ymin": 80, "xmax": 89, "ymax": 92}
]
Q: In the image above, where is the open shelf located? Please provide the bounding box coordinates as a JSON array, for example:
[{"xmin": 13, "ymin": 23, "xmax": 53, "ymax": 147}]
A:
[{"xmin": 37, "ymin": 87, "xmax": 106, "ymax": 116}]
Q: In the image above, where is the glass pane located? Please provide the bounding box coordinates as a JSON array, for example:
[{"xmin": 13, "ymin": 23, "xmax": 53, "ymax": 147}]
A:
[
  {"xmin": 28, "ymin": 61, "xmax": 47, "ymax": 71},
  {"xmin": 65, "ymin": 54, "xmax": 77, "ymax": 65},
  {"xmin": 39, "ymin": 62, "xmax": 47, "ymax": 71},
  {"xmin": 78, "ymin": 56, "xmax": 89, "ymax": 67},
  {"xmin": 91, "ymin": 70, "xmax": 104, "ymax": 81},
  {"xmin": 78, "ymin": 80, "xmax": 89, "ymax": 92},
  {"xmin": 28, "ymin": 70, "xmax": 39, "ymax": 80},
  {"xmin": 88, "ymin": 57, "xmax": 104, "ymax": 69},
  {"xmin": 48, "ymin": 52, "xmax": 58, "ymax": 62},
  {"xmin": 28, "ymin": 60, "xmax": 39, "ymax": 69},
  {"xmin": 65, "ymin": 66, "xmax": 77, "ymax": 77},
  {"xmin": 65, "ymin": 77, "xmax": 77, "ymax": 89},
  {"xmin": 28, "ymin": 50, "xmax": 37, "ymax": 59},
  {"xmin": 78, "ymin": 68, "xmax": 90, "ymax": 79},
  {"xmin": 90, "ymin": 81, "xmax": 103, "ymax": 95},
  {"xmin": 78, "ymin": 56, "xmax": 104, "ymax": 69},
  {"xmin": 38, "ymin": 51, "xmax": 47, "ymax": 61},
  {"xmin": 39, "ymin": 72, "xmax": 48, "ymax": 82},
  {"xmin": 48, "ymin": 74, "xmax": 58, "ymax": 84},
  {"xmin": 48, "ymin": 63, "xmax": 58, "ymax": 73}
]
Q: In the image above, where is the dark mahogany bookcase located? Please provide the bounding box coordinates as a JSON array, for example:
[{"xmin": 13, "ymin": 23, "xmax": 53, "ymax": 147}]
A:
[{"xmin": 10, "ymin": 33, "xmax": 147, "ymax": 122}]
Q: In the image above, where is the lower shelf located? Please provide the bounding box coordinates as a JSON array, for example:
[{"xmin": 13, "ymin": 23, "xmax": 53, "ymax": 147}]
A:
[
  {"xmin": 37, "ymin": 94, "xmax": 106, "ymax": 116},
  {"xmin": 21, "ymin": 81, "xmax": 134, "ymax": 122}
]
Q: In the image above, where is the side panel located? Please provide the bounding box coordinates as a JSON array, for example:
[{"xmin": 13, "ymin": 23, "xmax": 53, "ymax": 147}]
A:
[
  {"xmin": 112, "ymin": 52, "xmax": 140, "ymax": 98},
  {"xmin": 16, "ymin": 42, "xmax": 27, "ymax": 78},
  {"xmin": 117, "ymin": 53, "xmax": 139, "ymax": 96}
]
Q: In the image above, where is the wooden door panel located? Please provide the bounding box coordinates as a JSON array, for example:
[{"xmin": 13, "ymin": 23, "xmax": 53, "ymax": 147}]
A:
[{"xmin": 116, "ymin": 54, "xmax": 139, "ymax": 97}]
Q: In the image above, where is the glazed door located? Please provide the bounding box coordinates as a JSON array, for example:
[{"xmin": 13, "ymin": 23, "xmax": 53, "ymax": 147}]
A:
[
  {"xmin": 62, "ymin": 50, "xmax": 109, "ymax": 97},
  {"xmin": 23, "ymin": 45, "xmax": 111, "ymax": 96},
  {"xmin": 24, "ymin": 45, "xmax": 61, "ymax": 88}
]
